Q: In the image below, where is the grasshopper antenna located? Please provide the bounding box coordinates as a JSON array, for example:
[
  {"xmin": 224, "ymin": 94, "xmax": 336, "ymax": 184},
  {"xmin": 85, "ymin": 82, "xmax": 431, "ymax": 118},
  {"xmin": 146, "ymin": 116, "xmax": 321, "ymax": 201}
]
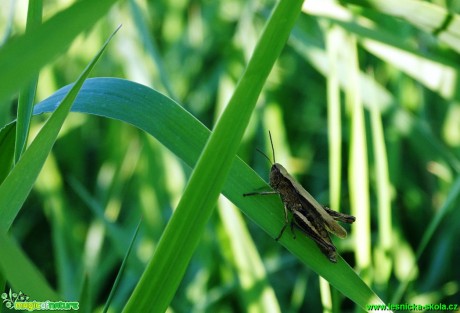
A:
[
  {"xmin": 268, "ymin": 131, "xmax": 276, "ymax": 163},
  {"xmin": 256, "ymin": 148, "xmax": 272, "ymax": 166},
  {"xmin": 254, "ymin": 131, "xmax": 275, "ymax": 166}
]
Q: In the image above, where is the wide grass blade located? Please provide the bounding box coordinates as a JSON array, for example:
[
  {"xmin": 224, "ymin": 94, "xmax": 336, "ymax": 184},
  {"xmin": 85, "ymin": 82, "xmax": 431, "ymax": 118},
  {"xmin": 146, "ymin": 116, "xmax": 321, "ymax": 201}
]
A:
[{"xmin": 31, "ymin": 77, "xmax": 384, "ymax": 310}]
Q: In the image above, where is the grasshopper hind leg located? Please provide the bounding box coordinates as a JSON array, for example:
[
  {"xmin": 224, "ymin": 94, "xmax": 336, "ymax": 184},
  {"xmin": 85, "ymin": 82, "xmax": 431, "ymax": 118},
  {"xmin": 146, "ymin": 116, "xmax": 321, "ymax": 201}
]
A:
[
  {"xmin": 323, "ymin": 206, "xmax": 356, "ymax": 224},
  {"xmin": 316, "ymin": 241, "xmax": 337, "ymax": 263}
]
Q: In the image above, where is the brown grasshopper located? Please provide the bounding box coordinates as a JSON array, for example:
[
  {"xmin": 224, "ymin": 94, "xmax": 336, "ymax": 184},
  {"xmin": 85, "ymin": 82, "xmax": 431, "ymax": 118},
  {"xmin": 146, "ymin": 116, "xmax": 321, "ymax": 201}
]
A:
[{"xmin": 244, "ymin": 132, "xmax": 355, "ymax": 263}]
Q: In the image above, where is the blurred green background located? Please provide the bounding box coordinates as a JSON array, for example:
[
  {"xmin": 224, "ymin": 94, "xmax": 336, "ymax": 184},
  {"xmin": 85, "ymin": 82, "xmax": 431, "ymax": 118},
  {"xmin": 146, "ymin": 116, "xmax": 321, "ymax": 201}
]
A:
[{"xmin": 1, "ymin": 0, "xmax": 460, "ymax": 312}]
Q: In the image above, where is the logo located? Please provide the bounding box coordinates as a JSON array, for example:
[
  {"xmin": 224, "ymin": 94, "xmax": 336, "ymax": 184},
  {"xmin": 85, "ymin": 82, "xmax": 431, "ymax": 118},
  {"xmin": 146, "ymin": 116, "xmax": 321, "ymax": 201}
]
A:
[{"xmin": 1, "ymin": 289, "xmax": 79, "ymax": 311}]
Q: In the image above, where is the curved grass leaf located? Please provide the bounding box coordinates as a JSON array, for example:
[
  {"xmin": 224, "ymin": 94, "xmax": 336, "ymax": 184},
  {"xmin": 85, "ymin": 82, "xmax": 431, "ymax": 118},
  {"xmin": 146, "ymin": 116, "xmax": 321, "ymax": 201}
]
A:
[{"xmin": 32, "ymin": 77, "xmax": 383, "ymax": 310}]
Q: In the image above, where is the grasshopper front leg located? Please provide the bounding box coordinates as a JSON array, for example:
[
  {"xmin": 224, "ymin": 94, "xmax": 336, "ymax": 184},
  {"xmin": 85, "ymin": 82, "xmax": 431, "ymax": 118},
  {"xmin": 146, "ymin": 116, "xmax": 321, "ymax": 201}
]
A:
[
  {"xmin": 275, "ymin": 202, "xmax": 290, "ymax": 241},
  {"xmin": 244, "ymin": 190, "xmax": 290, "ymax": 241},
  {"xmin": 243, "ymin": 190, "xmax": 279, "ymax": 197}
]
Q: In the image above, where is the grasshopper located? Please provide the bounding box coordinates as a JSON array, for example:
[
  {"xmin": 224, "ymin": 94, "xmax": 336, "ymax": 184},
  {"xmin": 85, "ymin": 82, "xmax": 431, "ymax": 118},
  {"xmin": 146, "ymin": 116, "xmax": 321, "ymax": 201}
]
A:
[{"xmin": 244, "ymin": 132, "xmax": 355, "ymax": 263}]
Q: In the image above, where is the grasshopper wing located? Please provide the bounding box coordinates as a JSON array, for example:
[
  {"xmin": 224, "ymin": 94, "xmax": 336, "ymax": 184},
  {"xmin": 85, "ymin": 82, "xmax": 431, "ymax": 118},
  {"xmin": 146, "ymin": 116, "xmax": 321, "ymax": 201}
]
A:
[{"xmin": 275, "ymin": 164, "xmax": 349, "ymax": 238}]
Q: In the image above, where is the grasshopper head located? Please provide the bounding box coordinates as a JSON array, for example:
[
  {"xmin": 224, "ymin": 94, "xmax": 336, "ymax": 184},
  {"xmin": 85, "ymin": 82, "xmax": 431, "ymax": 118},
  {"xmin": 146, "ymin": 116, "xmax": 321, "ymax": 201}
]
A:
[{"xmin": 270, "ymin": 163, "xmax": 286, "ymax": 189}]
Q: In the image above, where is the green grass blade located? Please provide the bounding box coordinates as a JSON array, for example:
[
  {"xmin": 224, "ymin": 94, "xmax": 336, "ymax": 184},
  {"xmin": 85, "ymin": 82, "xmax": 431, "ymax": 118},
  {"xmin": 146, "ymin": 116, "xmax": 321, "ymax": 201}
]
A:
[
  {"xmin": 32, "ymin": 76, "xmax": 384, "ymax": 310},
  {"xmin": 323, "ymin": 23, "xmax": 344, "ymax": 312},
  {"xmin": 0, "ymin": 0, "xmax": 14, "ymax": 46},
  {"xmin": 0, "ymin": 231, "xmax": 58, "ymax": 299},
  {"xmin": 325, "ymin": 24, "xmax": 343, "ymax": 213},
  {"xmin": 0, "ymin": 27, "xmax": 119, "ymax": 233},
  {"xmin": 128, "ymin": 0, "xmax": 177, "ymax": 100},
  {"xmin": 370, "ymin": 105, "xmax": 393, "ymax": 285},
  {"xmin": 0, "ymin": 0, "xmax": 118, "ymax": 103},
  {"xmin": 349, "ymin": 0, "xmax": 460, "ymax": 53},
  {"xmin": 103, "ymin": 220, "xmax": 142, "ymax": 313},
  {"xmin": 218, "ymin": 199, "xmax": 281, "ymax": 312},
  {"xmin": 123, "ymin": 1, "xmax": 304, "ymax": 311},
  {"xmin": 289, "ymin": 30, "xmax": 394, "ymax": 113},
  {"xmin": 0, "ymin": 123, "xmax": 15, "ymax": 183},
  {"xmin": 305, "ymin": 1, "xmax": 460, "ymax": 103},
  {"xmin": 14, "ymin": 0, "xmax": 42, "ymax": 163},
  {"xmin": 0, "ymin": 29, "xmax": 119, "ymax": 305},
  {"xmin": 345, "ymin": 35, "xmax": 371, "ymax": 277},
  {"xmin": 68, "ymin": 176, "xmax": 139, "ymax": 262}
]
